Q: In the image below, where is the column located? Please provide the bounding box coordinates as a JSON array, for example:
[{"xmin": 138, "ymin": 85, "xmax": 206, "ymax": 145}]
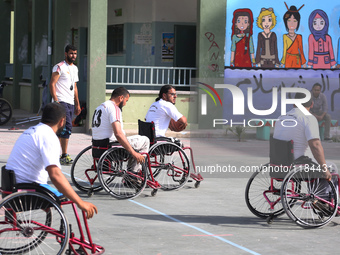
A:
[
  {"xmin": 0, "ymin": 1, "xmax": 11, "ymax": 82},
  {"xmin": 197, "ymin": 0, "xmax": 226, "ymax": 129},
  {"xmin": 87, "ymin": 0, "xmax": 108, "ymax": 131}
]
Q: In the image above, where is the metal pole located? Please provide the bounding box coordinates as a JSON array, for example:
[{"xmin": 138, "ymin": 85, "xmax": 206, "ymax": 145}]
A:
[{"xmin": 47, "ymin": 0, "xmax": 53, "ymax": 101}]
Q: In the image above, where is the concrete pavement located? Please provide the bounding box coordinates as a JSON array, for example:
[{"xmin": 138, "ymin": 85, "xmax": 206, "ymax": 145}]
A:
[{"xmin": 1, "ymin": 110, "xmax": 340, "ymax": 254}]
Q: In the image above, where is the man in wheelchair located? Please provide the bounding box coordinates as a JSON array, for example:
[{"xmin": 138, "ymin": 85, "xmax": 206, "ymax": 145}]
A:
[
  {"xmin": 145, "ymin": 85, "xmax": 187, "ymax": 138},
  {"xmin": 273, "ymin": 92, "xmax": 338, "ymax": 209},
  {"xmin": 5, "ymin": 103, "xmax": 98, "ymax": 219},
  {"xmin": 91, "ymin": 87, "xmax": 149, "ymax": 172}
]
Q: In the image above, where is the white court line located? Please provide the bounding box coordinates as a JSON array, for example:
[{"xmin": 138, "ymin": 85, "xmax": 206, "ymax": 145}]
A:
[{"xmin": 129, "ymin": 200, "xmax": 261, "ymax": 255}]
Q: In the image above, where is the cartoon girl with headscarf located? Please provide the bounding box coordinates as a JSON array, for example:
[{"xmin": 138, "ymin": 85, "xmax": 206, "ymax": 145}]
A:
[
  {"xmin": 255, "ymin": 7, "xmax": 280, "ymax": 68},
  {"xmin": 308, "ymin": 9, "xmax": 336, "ymax": 69},
  {"xmin": 230, "ymin": 8, "xmax": 255, "ymax": 68},
  {"xmin": 281, "ymin": 3, "xmax": 306, "ymax": 68}
]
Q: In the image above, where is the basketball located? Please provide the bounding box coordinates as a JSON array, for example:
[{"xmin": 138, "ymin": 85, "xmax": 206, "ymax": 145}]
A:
[{"xmin": 169, "ymin": 119, "xmax": 186, "ymax": 132}]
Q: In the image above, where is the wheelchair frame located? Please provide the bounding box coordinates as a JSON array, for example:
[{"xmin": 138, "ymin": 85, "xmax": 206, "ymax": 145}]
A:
[
  {"xmin": 245, "ymin": 138, "xmax": 340, "ymax": 228},
  {"xmin": 0, "ymin": 168, "xmax": 105, "ymax": 254}
]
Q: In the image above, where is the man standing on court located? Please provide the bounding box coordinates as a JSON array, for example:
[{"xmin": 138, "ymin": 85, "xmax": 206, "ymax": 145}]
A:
[
  {"xmin": 92, "ymin": 87, "xmax": 149, "ymax": 171},
  {"xmin": 49, "ymin": 44, "xmax": 81, "ymax": 165},
  {"xmin": 145, "ymin": 85, "xmax": 187, "ymax": 137}
]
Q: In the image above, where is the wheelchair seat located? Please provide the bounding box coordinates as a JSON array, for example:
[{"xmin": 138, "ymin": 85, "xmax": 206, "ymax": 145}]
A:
[
  {"xmin": 92, "ymin": 138, "xmax": 120, "ymax": 159},
  {"xmin": 1, "ymin": 165, "xmax": 67, "ymax": 204},
  {"xmin": 269, "ymin": 137, "xmax": 294, "ymax": 179}
]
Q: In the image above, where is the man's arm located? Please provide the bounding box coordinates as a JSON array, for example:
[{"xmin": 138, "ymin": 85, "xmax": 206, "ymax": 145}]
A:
[
  {"xmin": 308, "ymin": 138, "xmax": 332, "ymax": 180},
  {"xmin": 73, "ymin": 82, "xmax": 81, "ymax": 115},
  {"xmin": 49, "ymin": 72, "xmax": 60, "ymax": 102},
  {"xmin": 176, "ymin": 116, "xmax": 188, "ymax": 129},
  {"xmin": 46, "ymin": 165, "xmax": 98, "ymax": 219},
  {"xmin": 112, "ymin": 121, "xmax": 145, "ymax": 164}
]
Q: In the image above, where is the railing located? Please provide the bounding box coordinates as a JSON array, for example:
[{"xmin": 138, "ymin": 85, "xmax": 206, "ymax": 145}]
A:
[{"xmin": 106, "ymin": 65, "xmax": 196, "ymax": 87}]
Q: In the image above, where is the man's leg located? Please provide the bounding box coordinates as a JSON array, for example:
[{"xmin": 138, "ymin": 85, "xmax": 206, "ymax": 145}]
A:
[
  {"xmin": 59, "ymin": 102, "xmax": 74, "ymax": 165},
  {"xmin": 126, "ymin": 135, "xmax": 150, "ymax": 172},
  {"xmin": 323, "ymin": 113, "xmax": 331, "ymax": 139}
]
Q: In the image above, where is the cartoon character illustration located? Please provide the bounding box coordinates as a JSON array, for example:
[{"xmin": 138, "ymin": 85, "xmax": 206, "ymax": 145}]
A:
[
  {"xmin": 308, "ymin": 9, "xmax": 336, "ymax": 69},
  {"xmin": 336, "ymin": 18, "xmax": 340, "ymax": 69},
  {"xmin": 281, "ymin": 3, "xmax": 306, "ymax": 68},
  {"xmin": 230, "ymin": 8, "xmax": 255, "ymax": 68},
  {"xmin": 255, "ymin": 7, "xmax": 280, "ymax": 68}
]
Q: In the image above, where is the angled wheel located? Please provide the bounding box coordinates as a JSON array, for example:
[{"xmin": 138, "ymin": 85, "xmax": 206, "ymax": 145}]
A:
[
  {"xmin": 245, "ymin": 164, "xmax": 285, "ymax": 219},
  {"xmin": 97, "ymin": 147, "xmax": 147, "ymax": 199},
  {"xmin": 148, "ymin": 142, "xmax": 190, "ymax": 191},
  {"xmin": 71, "ymin": 145, "xmax": 103, "ymax": 193},
  {"xmin": 0, "ymin": 191, "xmax": 69, "ymax": 254},
  {"xmin": 0, "ymin": 98, "xmax": 12, "ymax": 125},
  {"xmin": 281, "ymin": 166, "xmax": 338, "ymax": 228}
]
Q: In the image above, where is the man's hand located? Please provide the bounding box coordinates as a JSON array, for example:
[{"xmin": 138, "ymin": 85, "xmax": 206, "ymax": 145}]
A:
[
  {"xmin": 74, "ymin": 105, "xmax": 81, "ymax": 116},
  {"xmin": 77, "ymin": 201, "xmax": 98, "ymax": 219},
  {"xmin": 133, "ymin": 152, "xmax": 145, "ymax": 164}
]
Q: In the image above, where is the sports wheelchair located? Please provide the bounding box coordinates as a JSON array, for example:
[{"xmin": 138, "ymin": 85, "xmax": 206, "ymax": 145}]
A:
[
  {"xmin": 138, "ymin": 120, "xmax": 203, "ymax": 191},
  {"xmin": 245, "ymin": 137, "xmax": 339, "ymax": 228},
  {"xmin": 71, "ymin": 139, "xmax": 161, "ymax": 199},
  {"xmin": 0, "ymin": 166, "xmax": 104, "ymax": 254}
]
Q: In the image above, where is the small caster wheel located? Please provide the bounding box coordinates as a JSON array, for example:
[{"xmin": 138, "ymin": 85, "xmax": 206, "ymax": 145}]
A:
[
  {"xmin": 151, "ymin": 189, "xmax": 157, "ymax": 196},
  {"xmin": 87, "ymin": 190, "xmax": 94, "ymax": 197},
  {"xmin": 266, "ymin": 215, "xmax": 274, "ymax": 224},
  {"xmin": 194, "ymin": 181, "xmax": 200, "ymax": 188}
]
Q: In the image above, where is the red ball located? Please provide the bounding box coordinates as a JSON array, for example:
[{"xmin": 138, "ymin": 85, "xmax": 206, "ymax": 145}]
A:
[{"xmin": 169, "ymin": 119, "xmax": 185, "ymax": 132}]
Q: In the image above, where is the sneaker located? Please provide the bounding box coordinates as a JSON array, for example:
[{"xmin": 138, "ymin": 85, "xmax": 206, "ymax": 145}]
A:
[{"xmin": 60, "ymin": 154, "xmax": 73, "ymax": 165}]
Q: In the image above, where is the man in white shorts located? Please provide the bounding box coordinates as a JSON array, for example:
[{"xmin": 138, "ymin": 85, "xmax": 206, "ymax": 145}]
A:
[
  {"xmin": 91, "ymin": 87, "xmax": 149, "ymax": 171},
  {"xmin": 5, "ymin": 103, "xmax": 97, "ymax": 219},
  {"xmin": 145, "ymin": 85, "xmax": 187, "ymax": 137},
  {"xmin": 49, "ymin": 44, "xmax": 81, "ymax": 165},
  {"xmin": 273, "ymin": 92, "xmax": 337, "ymax": 207}
]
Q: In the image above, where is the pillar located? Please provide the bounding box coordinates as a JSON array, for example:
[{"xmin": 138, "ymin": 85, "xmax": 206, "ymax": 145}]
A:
[
  {"xmin": 87, "ymin": 0, "xmax": 108, "ymax": 132},
  {"xmin": 197, "ymin": 0, "xmax": 226, "ymax": 128},
  {"xmin": 0, "ymin": 1, "xmax": 11, "ymax": 82}
]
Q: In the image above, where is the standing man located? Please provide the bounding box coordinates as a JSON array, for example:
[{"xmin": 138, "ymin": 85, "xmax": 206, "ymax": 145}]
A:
[
  {"xmin": 145, "ymin": 85, "xmax": 187, "ymax": 137},
  {"xmin": 92, "ymin": 87, "xmax": 149, "ymax": 171},
  {"xmin": 49, "ymin": 44, "xmax": 81, "ymax": 164},
  {"xmin": 6, "ymin": 103, "xmax": 97, "ymax": 219},
  {"xmin": 310, "ymin": 83, "xmax": 331, "ymax": 140}
]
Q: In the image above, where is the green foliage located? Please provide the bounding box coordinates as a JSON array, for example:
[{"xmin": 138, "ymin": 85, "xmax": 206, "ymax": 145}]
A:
[{"xmin": 227, "ymin": 126, "xmax": 247, "ymax": 141}]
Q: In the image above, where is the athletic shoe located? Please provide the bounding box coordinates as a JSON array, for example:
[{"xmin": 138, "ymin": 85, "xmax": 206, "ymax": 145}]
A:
[{"xmin": 60, "ymin": 154, "xmax": 73, "ymax": 165}]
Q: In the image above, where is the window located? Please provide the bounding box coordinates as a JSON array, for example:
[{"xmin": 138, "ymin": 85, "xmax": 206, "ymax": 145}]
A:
[{"xmin": 107, "ymin": 24, "xmax": 124, "ymax": 54}]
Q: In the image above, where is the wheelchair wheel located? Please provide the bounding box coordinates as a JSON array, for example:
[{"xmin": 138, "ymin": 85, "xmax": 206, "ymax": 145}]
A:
[
  {"xmin": 0, "ymin": 191, "xmax": 69, "ymax": 254},
  {"xmin": 148, "ymin": 142, "xmax": 190, "ymax": 191},
  {"xmin": 71, "ymin": 145, "xmax": 103, "ymax": 193},
  {"xmin": 245, "ymin": 164, "xmax": 285, "ymax": 219},
  {"xmin": 281, "ymin": 167, "xmax": 338, "ymax": 228},
  {"xmin": 0, "ymin": 98, "xmax": 12, "ymax": 125},
  {"xmin": 97, "ymin": 147, "xmax": 147, "ymax": 199}
]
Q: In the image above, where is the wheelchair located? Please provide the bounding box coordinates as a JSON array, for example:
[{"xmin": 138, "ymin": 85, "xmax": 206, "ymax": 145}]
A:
[
  {"xmin": 0, "ymin": 82, "xmax": 12, "ymax": 126},
  {"xmin": 0, "ymin": 166, "xmax": 104, "ymax": 254},
  {"xmin": 245, "ymin": 137, "xmax": 339, "ymax": 228},
  {"xmin": 71, "ymin": 139, "xmax": 161, "ymax": 199},
  {"xmin": 138, "ymin": 120, "xmax": 203, "ymax": 191}
]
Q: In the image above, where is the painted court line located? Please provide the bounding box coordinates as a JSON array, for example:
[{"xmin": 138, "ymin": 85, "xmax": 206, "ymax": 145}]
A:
[{"xmin": 129, "ymin": 200, "xmax": 261, "ymax": 255}]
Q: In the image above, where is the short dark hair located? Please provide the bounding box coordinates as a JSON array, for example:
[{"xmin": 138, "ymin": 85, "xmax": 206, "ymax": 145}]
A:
[
  {"xmin": 65, "ymin": 44, "xmax": 77, "ymax": 53},
  {"xmin": 283, "ymin": 6, "xmax": 301, "ymax": 32},
  {"xmin": 41, "ymin": 103, "xmax": 66, "ymax": 125},
  {"xmin": 110, "ymin": 87, "xmax": 130, "ymax": 99},
  {"xmin": 312, "ymin": 83, "xmax": 322, "ymax": 90},
  {"xmin": 295, "ymin": 92, "xmax": 313, "ymax": 107},
  {"xmin": 156, "ymin": 85, "xmax": 174, "ymax": 101}
]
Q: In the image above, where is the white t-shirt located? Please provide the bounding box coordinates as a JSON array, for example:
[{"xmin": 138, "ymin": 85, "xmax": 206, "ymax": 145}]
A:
[
  {"xmin": 92, "ymin": 100, "xmax": 125, "ymax": 142},
  {"xmin": 52, "ymin": 60, "xmax": 79, "ymax": 105},
  {"xmin": 273, "ymin": 108, "xmax": 320, "ymax": 160},
  {"xmin": 145, "ymin": 99, "xmax": 183, "ymax": 137},
  {"xmin": 6, "ymin": 123, "xmax": 61, "ymax": 184}
]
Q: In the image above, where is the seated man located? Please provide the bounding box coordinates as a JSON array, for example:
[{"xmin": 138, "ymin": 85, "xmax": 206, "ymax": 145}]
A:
[
  {"xmin": 5, "ymin": 103, "xmax": 97, "ymax": 219},
  {"xmin": 91, "ymin": 87, "xmax": 149, "ymax": 171},
  {"xmin": 273, "ymin": 92, "xmax": 337, "ymax": 201},
  {"xmin": 310, "ymin": 83, "xmax": 332, "ymax": 140},
  {"xmin": 145, "ymin": 85, "xmax": 187, "ymax": 137}
]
